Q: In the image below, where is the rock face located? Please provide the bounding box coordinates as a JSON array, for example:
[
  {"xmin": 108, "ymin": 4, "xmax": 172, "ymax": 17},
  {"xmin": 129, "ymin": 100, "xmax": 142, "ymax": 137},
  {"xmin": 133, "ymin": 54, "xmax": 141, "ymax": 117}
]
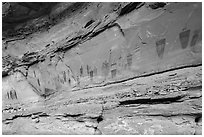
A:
[{"xmin": 2, "ymin": 2, "xmax": 202, "ymax": 135}]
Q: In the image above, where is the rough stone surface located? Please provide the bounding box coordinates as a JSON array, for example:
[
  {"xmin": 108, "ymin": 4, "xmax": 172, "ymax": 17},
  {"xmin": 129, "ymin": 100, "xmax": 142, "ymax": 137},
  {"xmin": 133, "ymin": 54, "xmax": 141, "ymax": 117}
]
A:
[{"xmin": 2, "ymin": 2, "xmax": 202, "ymax": 135}]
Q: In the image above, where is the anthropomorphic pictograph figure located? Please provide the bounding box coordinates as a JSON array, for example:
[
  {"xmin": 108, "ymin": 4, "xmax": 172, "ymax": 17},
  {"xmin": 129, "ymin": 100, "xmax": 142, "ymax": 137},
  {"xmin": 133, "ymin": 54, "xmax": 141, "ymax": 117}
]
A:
[
  {"xmin": 14, "ymin": 90, "xmax": 17, "ymax": 99},
  {"xmin": 7, "ymin": 92, "xmax": 10, "ymax": 99},
  {"xmin": 68, "ymin": 78, "xmax": 71, "ymax": 86},
  {"xmin": 90, "ymin": 70, "xmax": 93, "ymax": 81},
  {"xmin": 10, "ymin": 90, "xmax": 13, "ymax": 99},
  {"xmin": 9, "ymin": 89, "xmax": 17, "ymax": 99},
  {"xmin": 156, "ymin": 38, "xmax": 166, "ymax": 58},
  {"xmin": 80, "ymin": 66, "xmax": 83, "ymax": 77},
  {"xmin": 179, "ymin": 29, "xmax": 190, "ymax": 49}
]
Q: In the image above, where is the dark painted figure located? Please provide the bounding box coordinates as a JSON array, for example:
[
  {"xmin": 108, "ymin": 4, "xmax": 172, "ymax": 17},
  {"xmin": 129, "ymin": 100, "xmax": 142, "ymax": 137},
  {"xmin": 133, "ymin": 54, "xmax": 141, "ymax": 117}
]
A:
[
  {"xmin": 9, "ymin": 89, "xmax": 17, "ymax": 99},
  {"xmin": 127, "ymin": 53, "xmax": 132, "ymax": 69},
  {"xmin": 63, "ymin": 71, "xmax": 66, "ymax": 82},
  {"xmin": 117, "ymin": 56, "xmax": 122, "ymax": 74},
  {"xmin": 33, "ymin": 70, "xmax": 36, "ymax": 77},
  {"xmin": 111, "ymin": 62, "xmax": 117, "ymax": 78},
  {"xmin": 37, "ymin": 78, "xmax": 41, "ymax": 86},
  {"xmin": 68, "ymin": 78, "xmax": 71, "ymax": 86},
  {"xmin": 7, "ymin": 92, "xmax": 10, "ymax": 99},
  {"xmin": 10, "ymin": 90, "xmax": 13, "ymax": 99},
  {"xmin": 80, "ymin": 66, "xmax": 83, "ymax": 77},
  {"xmin": 87, "ymin": 65, "xmax": 90, "ymax": 75},
  {"xmin": 190, "ymin": 30, "xmax": 200, "ymax": 47},
  {"xmin": 44, "ymin": 88, "xmax": 55, "ymax": 98},
  {"xmin": 90, "ymin": 70, "xmax": 93, "ymax": 81},
  {"xmin": 156, "ymin": 38, "xmax": 166, "ymax": 58},
  {"xmin": 179, "ymin": 29, "xmax": 190, "ymax": 49},
  {"xmin": 76, "ymin": 76, "xmax": 80, "ymax": 86},
  {"xmin": 14, "ymin": 90, "xmax": 17, "ymax": 99},
  {"xmin": 111, "ymin": 69, "xmax": 117, "ymax": 78},
  {"xmin": 102, "ymin": 60, "xmax": 109, "ymax": 78}
]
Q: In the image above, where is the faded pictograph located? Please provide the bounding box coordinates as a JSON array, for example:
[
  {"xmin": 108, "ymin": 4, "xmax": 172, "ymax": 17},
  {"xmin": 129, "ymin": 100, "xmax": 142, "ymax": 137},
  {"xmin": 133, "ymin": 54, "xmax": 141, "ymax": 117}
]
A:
[
  {"xmin": 156, "ymin": 38, "xmax": 166, "ymax": 58},
  {"xmin": 179, "ymin": 29, "xmax": 190, "ymax": 49}
]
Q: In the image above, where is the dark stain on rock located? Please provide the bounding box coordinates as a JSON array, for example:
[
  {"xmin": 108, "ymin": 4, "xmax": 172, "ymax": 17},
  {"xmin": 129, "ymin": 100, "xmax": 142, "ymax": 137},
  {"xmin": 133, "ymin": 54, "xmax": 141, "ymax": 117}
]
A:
[
  {"xmin": 119, "ymin": 2, "xmax": 145, "ymax": 16},
  {"xmin": 84, "ymin": 19, "xmax": 95, "ymax": 28},
  {"xmin": 195, "ymin": 114, "xmax": 202, "ymax": 123},
  {"xmin": 37, "ymin": 78, "xmax": 41, "ymax": 86},
  {"xmin": 119, "ymin": 94, "xmax": 185, "ymax": 105},
  {"xmin": 149, "ymin": 2, "xmax": 167, "ymax": 9},
  {"xmin": 68, "ymin": 78, "xmax": 71, "ymax": 86},
  {"xmin": 97, "ymin": 115, "xmax": 103, "ymax": 123},
  {"xmin": 44, "ymin": 88, "xmax": 55, "ymax": 98}
]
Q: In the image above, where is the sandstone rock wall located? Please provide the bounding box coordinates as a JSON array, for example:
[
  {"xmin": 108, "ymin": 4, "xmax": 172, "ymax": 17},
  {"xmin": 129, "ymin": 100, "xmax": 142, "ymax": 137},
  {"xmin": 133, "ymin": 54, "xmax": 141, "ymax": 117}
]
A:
[{"xmin": 2, "ymin": 2, "xmax": 202, "ymax": 135}]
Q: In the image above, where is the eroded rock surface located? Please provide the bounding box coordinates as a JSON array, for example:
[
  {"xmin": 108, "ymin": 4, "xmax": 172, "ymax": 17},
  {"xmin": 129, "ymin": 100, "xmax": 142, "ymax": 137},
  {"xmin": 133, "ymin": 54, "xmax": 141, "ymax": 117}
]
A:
[{"xmin": 2, "ymin": 2, "xmax": 202, "ymax": 135}]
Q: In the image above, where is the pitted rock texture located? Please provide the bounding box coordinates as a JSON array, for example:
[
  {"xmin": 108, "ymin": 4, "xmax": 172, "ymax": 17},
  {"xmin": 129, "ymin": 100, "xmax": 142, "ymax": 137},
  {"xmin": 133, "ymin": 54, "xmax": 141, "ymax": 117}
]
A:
[
  {"xmin": 2, "ymin": 2, "xmax": 202, "ymax": 135},
  {"xmin": 2, "ymin": 65, "xmax": 202, "ymax": 134}
]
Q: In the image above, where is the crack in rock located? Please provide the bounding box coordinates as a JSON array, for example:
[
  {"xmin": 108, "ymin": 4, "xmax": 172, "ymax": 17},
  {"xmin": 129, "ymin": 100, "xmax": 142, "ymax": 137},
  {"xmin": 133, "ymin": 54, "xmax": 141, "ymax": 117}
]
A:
[{"xmin": 119, "ymin": 93, "xmax": 186, "ymax": 105}]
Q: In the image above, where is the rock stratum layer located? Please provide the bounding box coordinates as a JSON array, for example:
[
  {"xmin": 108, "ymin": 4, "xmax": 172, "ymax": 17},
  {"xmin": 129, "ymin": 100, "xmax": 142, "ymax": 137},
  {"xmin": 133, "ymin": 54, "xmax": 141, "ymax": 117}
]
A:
[{"xmin": 2, "ymin": 2, "xmax": 202, "ymax": 135}]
